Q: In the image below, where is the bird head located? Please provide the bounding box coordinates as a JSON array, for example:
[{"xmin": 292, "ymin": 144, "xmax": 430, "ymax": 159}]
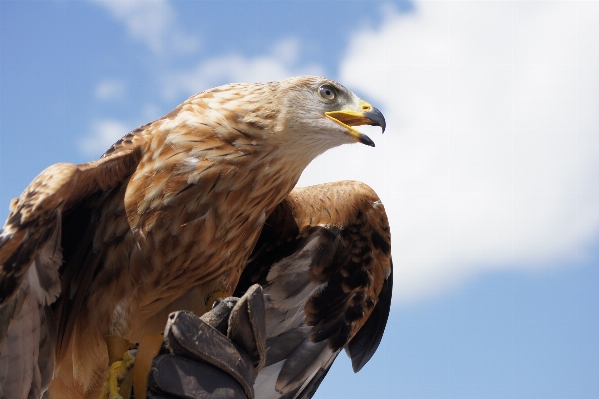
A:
[
  {"xmin": 175, "ymin": 76, "xmax": 386, "ymax": 171},
  {"xmin": 269, "ymin": 76, "xmax": 386, "ymax": 154}
]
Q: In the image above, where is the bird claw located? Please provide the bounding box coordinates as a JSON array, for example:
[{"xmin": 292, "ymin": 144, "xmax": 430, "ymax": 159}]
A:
[{"xmin": 98, "ymin": 349, "xmax": 137, "ymax": 399}]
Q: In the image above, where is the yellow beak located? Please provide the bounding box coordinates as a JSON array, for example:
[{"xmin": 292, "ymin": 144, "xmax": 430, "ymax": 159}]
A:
[{"xmin": 325, "ymin": 100, "xmax": 386, "ymax": 147}]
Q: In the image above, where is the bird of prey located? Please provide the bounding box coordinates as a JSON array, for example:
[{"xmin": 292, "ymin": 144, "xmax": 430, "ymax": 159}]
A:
[
  {"xmin": 236, "ymin": 181, "xmax": 392, "ymax": 399},
  {"xmin": 0, "ymin": 76, "xmax": 386, "ymax": 399}
]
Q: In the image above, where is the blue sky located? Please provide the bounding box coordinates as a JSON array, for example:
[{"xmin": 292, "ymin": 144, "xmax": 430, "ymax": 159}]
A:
[{"xmin": 1, "ymin": 1, "xmax": 598, "ymax": 398}]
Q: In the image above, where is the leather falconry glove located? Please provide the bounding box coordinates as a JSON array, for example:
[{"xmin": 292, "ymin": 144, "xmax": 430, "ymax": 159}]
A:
[{"xmin": 146, "ymin": 284, "xmax": 266, "ymax": 399}]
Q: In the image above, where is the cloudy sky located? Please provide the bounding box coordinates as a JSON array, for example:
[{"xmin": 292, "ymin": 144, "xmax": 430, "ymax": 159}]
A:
[{"xmin": 1, "ymin": 1, "xmax": 598, "ymax": 398}]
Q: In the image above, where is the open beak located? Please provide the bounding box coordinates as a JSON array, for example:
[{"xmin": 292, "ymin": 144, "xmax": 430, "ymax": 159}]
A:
[{"xmin": 325, "ymin": 100, "xmax": 386, "ymax": 147}]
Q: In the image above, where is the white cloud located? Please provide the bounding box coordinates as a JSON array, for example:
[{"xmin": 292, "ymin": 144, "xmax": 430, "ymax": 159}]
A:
[
  {"xmin": 299, "ymin": 1, "xmax": 599, "ymax": 304},
  {"xmin": 164, "ymin": 38, "xmax": 326, "ymax": 99},
  {"xmin": 94, "ymin": 79, "xmax": 126, "ymax": 101},
  {"xmin": 90, "ymin": 0, "xmax": 199, "ymax": 55},
  {"xmin": 79, "ymin": 119, "xmax": 131, "ymax": 157}
]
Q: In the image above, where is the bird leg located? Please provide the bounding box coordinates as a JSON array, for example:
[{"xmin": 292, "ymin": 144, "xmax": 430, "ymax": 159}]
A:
[
  {"xmin": 98, "ymin": 336, "xmax": 136, "ymax": 399},
  {"xmin": 96, "ymin": 291, "xmax": 230, "ymax": 399}
]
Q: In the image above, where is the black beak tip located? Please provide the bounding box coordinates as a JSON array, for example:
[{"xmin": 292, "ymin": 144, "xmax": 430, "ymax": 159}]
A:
[
  {"xmin": 359, "ymin": 134, "xmax": 376, "ymax": 147},
  {"xmin": 364, "ymin": 106, "xmax": 386, "ymax": 134},
  {"xmin": 369, "ymin": 122, "xmax": 386, "ymax": 133}
]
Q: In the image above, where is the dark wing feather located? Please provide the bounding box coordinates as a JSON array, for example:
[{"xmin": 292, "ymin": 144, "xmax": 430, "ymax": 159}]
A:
[
  {"xmin": 0, "ymin": 140, "xmax": 142, "ymax": 306},
  {"xmin": 236, "ymin": 198, "xmax": 300, "ymax": 290},
  {"xmin": 53, "ymin": 132, "xmax": 146, "ymax": 359},
  {"xmin": 346, "ymin": 263, "xmax": 393, "ymax": 372},
  {"xmin": 237, "ymin": 181, "xmax": 393, "ymax": 399},
  {"xmin": 0, "ymin": 129, "xmax": 143, "ymax": 399}
]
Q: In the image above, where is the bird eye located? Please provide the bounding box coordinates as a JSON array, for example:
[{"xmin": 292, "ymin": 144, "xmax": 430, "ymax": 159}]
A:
[{"xmin": 318, "ymin": 84, "xmax": 337, "ymax": 100}]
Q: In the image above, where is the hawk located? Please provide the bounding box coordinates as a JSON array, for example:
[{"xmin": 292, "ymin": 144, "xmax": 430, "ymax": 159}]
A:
[{"xmin": 0, "ymin": 76, "xmax": 387, "ymax": 399}]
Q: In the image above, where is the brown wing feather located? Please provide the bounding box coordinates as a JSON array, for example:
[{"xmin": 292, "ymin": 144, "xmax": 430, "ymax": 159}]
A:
[
  {"xmin": 238, "ymin": 180, "xmax": 392, "ymax": 398},
  {"xmin": 284, "ymin": 181, "xmax": 391, "ymax": 350},
  {"xmin": 51, "ymin": 127, "xmax": 150, "ymax": 365},
  {"xmin": 0, "ymin": 142, "xmax": 142, "ymax": 305},
  {"xmin": 0, "ymin": 130, "xmax": 143, "ymax": 399}
]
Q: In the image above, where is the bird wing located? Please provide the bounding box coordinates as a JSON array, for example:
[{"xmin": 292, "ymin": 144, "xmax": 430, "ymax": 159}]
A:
[
  {"xmin": 0, "ymin": 128, "xmax": 143, "ymax": 399},
  {"xmin": 236, "ymin": 181, "xmax": 393, "ymax": 399}
]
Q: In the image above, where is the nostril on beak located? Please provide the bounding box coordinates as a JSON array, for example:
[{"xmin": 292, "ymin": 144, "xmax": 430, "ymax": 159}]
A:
[{"xmin": 359, "ymin": 100, "xmax": 372, "ymax": 112}]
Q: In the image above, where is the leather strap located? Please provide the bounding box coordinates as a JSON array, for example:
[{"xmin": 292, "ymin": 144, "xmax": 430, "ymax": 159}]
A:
[
  {"xmin": 133, "ymin": 333, "xmax": 164, "ymax": 399},
  {"xmin": 105, "ymin": 335, "xmax": 134, "ymax": 363}
]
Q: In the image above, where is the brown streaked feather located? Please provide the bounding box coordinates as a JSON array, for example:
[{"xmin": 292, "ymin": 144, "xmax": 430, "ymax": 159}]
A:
[{"xmin": 237, "ymin": 181, "xmax": 393, "ymax": 399}]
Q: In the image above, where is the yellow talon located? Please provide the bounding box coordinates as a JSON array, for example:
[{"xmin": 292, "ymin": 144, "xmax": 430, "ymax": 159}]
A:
[
  {"xmin": 98, "ymin": 349, "xmax": 137, "ymax": 399},
  {"xmin": 108, "ymin": 360, "xmax": 123, "ymax": 399}
]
